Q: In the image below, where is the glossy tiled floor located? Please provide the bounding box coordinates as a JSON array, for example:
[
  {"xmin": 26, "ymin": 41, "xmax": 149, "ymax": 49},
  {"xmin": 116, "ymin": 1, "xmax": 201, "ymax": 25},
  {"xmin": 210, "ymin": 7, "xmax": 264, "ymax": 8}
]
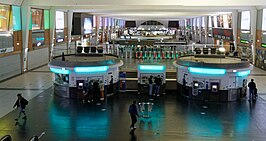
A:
[
  {"xmin": 0, "ymin": 65, "xmax": 53, "ymax": 118},
  {"xmin": 0, "ymin": 64, "xmax": 266, "ymax": 140},
  {"xmin": 1, "ymin": 90, "xmax": 266, "ymax": 141}
]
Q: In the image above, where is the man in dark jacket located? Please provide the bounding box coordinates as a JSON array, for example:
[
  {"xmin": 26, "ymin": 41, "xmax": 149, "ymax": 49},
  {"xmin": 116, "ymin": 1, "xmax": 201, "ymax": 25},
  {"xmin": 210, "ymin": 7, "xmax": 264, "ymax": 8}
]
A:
[
  {"xmin": 154, "ymin": 75, "xmax": 162, "ymax": 97},
  {"xmin": 128, "ymin": 101, "xmax": 139, "ymax": 129},
  {"xmin": 13, "ymin": 94, "xmax": 28, "ymax": 120},
  {"xmin": 248, "ymin": 79, "xmax": 256, "ymax": 102}
]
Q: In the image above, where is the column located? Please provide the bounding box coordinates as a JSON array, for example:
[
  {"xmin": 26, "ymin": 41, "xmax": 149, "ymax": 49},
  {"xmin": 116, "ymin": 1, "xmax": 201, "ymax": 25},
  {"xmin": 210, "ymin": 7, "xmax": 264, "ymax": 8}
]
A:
[
  {"xmin": 49, "ymin": 7, "xmax": 56, "ymax": 59},
  {"xmin": 250, "ymin": 9, "xmax": 257, "ymax": 64},
  {"xmin": 204, "ymin": 16, "xmax": 208, "ymax": 44},
  {"xmin": 21, "ymin": 5, "xmax": 31, "ymax": 72},
  {"xmin": 67, "ymin": 10, "xmax": 73, "ymax": 49},
  {"xmin": 232, "ymin": 10, "xmax": 238, "ymax": 52}
]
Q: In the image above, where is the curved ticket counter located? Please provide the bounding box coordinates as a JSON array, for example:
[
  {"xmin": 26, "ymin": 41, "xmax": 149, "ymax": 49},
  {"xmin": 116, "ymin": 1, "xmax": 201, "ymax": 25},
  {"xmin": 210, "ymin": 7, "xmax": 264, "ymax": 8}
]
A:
[
  {"xmin": 174, "ymin": 55, "xmax": 252, "ymax": 102},
  {"xmin": 48, "ymin": 54, "xmax": 123, "ymax": 99}
]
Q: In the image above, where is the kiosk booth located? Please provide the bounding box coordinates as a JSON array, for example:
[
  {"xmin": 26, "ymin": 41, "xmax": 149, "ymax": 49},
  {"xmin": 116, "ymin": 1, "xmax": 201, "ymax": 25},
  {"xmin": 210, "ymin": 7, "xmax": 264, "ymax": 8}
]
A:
[
  {"xmin": 48, "ymin": 54, "xmax": 123, "ymax": 99},
  {"xmin": 137, "ymin": 65, "xmax": 166, "ymax": 95},
  {"xmin": 174, "ymin": 55, "xmax": 252, "ymax": 102}
]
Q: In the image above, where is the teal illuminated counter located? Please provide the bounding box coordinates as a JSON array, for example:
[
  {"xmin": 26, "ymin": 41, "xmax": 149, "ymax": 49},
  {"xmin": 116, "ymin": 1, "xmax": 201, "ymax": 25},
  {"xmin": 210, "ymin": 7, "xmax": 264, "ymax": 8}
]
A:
[
  {"xmin": 173, "ymin": 55, "xmax": 252, "ymax": 102},
  {"xmin": 48, "ymin": 54, "xmax": 123, "ymax": 99}
]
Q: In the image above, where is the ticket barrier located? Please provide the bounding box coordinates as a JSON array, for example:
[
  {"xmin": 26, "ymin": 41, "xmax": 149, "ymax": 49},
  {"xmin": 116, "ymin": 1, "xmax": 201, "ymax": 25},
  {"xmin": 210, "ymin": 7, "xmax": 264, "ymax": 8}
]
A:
[
  {"xmin": 161, "ymin": 48, "xmax": 166, "ymax": 59},
  {"xmin": 148, "ymin": 48, "xmax": 153, "ymax": 59},
  {"xmin": 135, "ymin": 48, "xmax": 139, "ymax": 58},
  {"xmin": 138, "ymin": 102, "xmax": 154, "ymax": 118}
]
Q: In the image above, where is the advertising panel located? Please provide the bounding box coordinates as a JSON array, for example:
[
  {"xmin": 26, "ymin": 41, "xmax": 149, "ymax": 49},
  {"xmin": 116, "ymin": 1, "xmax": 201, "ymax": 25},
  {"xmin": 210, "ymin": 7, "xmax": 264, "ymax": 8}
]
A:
[
  {"xmin": 262, "ymin": 9, "xmax": 266, "ymax": 31},
  {"xmin": 84, "ymin": 17, "xmax": 92, "ymax": 34},
  {"xmin": 223, "ymin": 15, "xmax": 229, "ymax": 28},
  {"xmin": 241, "ymin": 11, "xmax": 251, "ymax": 30},
  {"xmin": 56, "ymin": 11, "xmax": 64, "ymax": 29},
  {"xmin": 212, "ymin": 28, "xmax": 233, "ymax": 41}
]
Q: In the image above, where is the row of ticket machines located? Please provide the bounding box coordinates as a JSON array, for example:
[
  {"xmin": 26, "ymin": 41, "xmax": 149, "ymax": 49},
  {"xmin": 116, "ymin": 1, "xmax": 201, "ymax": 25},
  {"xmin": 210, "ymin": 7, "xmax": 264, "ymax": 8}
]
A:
[{"xmin": 119, "ymin": 45, "xmax": 189, "ymax": 59}]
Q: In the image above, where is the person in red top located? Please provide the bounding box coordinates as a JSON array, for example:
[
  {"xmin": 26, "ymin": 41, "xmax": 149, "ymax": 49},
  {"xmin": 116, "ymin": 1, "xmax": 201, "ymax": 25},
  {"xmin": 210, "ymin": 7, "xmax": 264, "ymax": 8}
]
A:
[{"xmin": 13, "ymin": 94, "xmax": 28, "ymax": 121}]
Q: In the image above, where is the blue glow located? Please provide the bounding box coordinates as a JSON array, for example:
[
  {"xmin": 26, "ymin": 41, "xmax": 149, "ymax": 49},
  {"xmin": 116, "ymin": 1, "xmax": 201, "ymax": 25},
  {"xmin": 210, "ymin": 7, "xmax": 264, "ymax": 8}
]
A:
[
  {"xmin": 74, "ymin": 66, "xmax": 108, "ymax": 73},
  {"xmin": 50, "ymin": 68, "xmax": 70, "ymax": 74},
  {"xmin": 36, "ymin": 37, "xmax": 44, "ymax": 41},
  {"xmin": 139, "ymin": 65, "xmax": 165, "ymax": 71},
  {"xmin": 237, "ymin": 70, "xmax": 250, "ymax": 77},
  {"xmin": 188, "ymin": 67, "xmax": 226, "ymax": 75}
]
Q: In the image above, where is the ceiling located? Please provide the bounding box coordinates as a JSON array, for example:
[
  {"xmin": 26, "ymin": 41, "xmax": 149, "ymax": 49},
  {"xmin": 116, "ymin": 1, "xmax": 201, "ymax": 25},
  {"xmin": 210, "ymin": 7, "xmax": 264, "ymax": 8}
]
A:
[{"xmin": 3, "ymin": 0, "xmax": 266, "ymax": 20}]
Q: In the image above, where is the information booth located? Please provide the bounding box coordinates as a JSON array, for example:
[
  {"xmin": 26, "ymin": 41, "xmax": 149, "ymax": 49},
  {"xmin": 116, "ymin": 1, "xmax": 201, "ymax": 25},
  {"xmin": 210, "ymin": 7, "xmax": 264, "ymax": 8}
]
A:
[
  {"xmin": 48, "ymin": 54, "xmax": 123, "ymax": 99},
  {"xmin": 174, "ymin": 55, "xmax": 252, "ymax": 102},
  {"xmin": 137, "ymin": 65, "xmax": 166, "ymax": 95}
]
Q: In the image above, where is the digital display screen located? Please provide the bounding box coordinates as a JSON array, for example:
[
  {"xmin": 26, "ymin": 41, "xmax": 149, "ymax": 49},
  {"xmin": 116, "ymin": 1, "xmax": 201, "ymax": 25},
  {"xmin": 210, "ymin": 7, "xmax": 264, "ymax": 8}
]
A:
[
  {"xmin": 56, "ymin": 11, "xmax": 64, "ymax": 29},
  {"xmin": 212, "ymin": 16, "xmax": 218, "ymax": 28},
  {"xmin": 196, "ymin": 18, "xmax": 200, "ymax": 27},
  {"xmin": 202, "ymin": 17, "xmax": 205, "ymax": 27},
  {"xmin": 78, "ymin": 83, "xmax": 83, "ymax": 86},
  {"xmin": 194, "ymin": 83, "xmax": 199, "ymax": 87},
  {"xmin": 104, "ymin": 17, "xmax": 108, "ymax": 27},
  {"xmin": 262, "ymin": 9, "xmax": 266, "ymax": 31},
  {"xmin": 93, "ymin": 15, "xmax": 96, "ymax": 27},
  {"xmin": 208, "ymin": 16, "xmax": 212, "ymax": 27},
  {"xmin": 99, "ymin": 17, "xmax": 102, "ymax": 27},
  {"xmin": 108, "ymin": 18, "xmax": 112, "ymax": 26},
  {"xmin": 223, "ymin": 15, "xmax": 229, "ymax": 28},
  {"xmin": 241, "ymin": 11, "xmax": 251, "ymax": 30},
  {"xmin": 84, "ymin": 17, "xmax": 92, "ymax": 34},
  {"xmin": 227, "ymin": 14, "xmax": 232, "ymax": 28},
  {"xmin": 212, "ymin": 85, "xmax": 217, "ymax": 89}
]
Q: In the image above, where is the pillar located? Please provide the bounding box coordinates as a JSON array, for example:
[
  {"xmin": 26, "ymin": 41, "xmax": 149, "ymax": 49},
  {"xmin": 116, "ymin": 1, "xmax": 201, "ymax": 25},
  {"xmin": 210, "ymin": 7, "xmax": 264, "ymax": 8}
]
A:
[
  {"xmin": 21, "ymin": 4, "xmax": 31, "ymax": 72},
  {"xmin": 67, "ymin": 10, "xmax": 73, "ymax": 49},
  {"xmin": 49, "ymin": 7, "xmax": 56, "ymax": 59},
  {"xmin": 232, "ymin": 10, "xmax": 238, "ymax": 52},
  {"xmin": 250, "ymin": 9, "xmax": 257, "ymax": 64}
]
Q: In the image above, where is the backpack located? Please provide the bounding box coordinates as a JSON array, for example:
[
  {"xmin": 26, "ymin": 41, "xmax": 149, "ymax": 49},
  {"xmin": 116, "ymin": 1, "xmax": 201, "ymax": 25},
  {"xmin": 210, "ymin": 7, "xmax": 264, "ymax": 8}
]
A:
[
  {"xmin": 24, "ymin": 99, "xmax": 29, "ymax": 105},
  {"xmin": 128, "ymin": 105, "xmax": 133, "ymax": 113}
]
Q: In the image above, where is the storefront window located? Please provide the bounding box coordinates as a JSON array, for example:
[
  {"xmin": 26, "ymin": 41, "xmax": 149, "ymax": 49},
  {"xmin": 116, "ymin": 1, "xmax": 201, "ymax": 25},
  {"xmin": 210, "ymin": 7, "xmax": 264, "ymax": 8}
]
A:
[
  {"xmin": 32, "ymin": 9, "xmax": 43, "ymax": 30},
  {"xmin": 0, "ymin": 5, "xmax": 13, "ymax": 54},
  {"xmin": 0, "ymin": 5, "xmax": 11, "ymax": 32}
]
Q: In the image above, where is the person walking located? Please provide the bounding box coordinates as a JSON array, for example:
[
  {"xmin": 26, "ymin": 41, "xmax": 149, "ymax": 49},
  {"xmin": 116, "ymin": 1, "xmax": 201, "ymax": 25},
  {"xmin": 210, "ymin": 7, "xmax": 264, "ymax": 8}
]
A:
[
  {"xmin": 154, "ymin": 75, "xmax": 162, "ymax": 97},
  {"xmin": 99, "ymin": 80, "xmax": 105, "ymax": 101},
  {"xmin": 110, "ymin": 75, "xmax": 114, "ymax": 94},
  {"xmin": 13, "ymin": 94, "xmax": 28, "ymax": 121},
  {"xmin": 93, "ymin": 80, "xmax": 100, "ymax": 101},
  {"xmin": 128, "ymin": 101, "xmax": 139, "ymax": 129},
  {"xmin": 248, "ymin": 79, "xmax": 256, "ymax": 102},
  {"xmin": 148, "ymin": 76, "xmax": 154, "ymax": 98}
]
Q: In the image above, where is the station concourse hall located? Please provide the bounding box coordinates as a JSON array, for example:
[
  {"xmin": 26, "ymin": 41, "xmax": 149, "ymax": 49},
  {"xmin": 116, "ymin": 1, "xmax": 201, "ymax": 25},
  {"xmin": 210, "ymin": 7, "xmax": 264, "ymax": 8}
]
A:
[{"xmin": 2, "ymin": 0, "xmax": 266, "ymax": 141}]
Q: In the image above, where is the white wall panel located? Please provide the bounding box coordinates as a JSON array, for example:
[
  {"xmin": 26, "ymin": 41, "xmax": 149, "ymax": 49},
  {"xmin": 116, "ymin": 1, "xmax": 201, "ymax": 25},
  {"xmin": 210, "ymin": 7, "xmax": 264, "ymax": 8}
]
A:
[
  {"xmin": 28, "ymin": 48, "xmax": 49, "ymax": 70},
  {"xmin": 0, "ymin": 54, "xmax": 21, "ymax": 81}
]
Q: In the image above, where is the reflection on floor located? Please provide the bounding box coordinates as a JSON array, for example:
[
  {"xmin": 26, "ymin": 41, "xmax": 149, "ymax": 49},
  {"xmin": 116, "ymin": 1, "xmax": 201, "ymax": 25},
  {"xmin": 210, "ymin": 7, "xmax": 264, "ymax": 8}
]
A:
[{"xmin": 1, "ymin": 89, "xmax": 266, "ymax": 141}]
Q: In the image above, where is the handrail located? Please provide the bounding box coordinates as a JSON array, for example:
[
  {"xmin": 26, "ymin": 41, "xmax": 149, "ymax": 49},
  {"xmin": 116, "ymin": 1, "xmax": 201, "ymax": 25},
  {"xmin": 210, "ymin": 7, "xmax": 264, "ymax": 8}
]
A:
[
  {"xmin": 29, "ymin": 132, "xmax": 45, "ymax": 141},
  {"xmin": 0, "ymin": 135, "xmax": 11, "ymax": 141}
]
